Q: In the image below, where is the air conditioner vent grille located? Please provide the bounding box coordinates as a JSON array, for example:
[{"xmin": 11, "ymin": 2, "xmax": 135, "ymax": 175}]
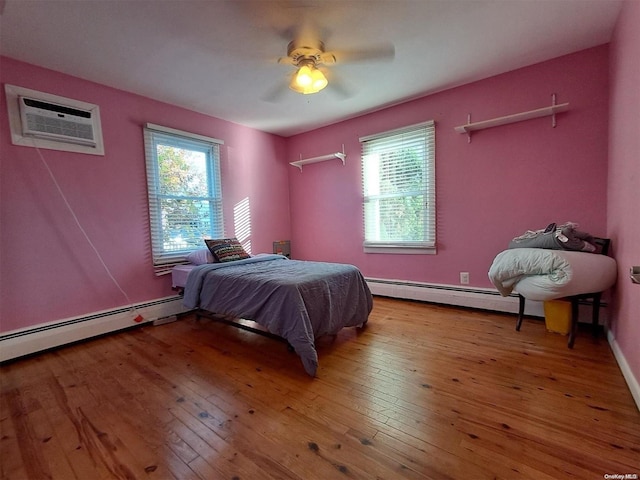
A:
[
  {"xmin": 25, "ymin": 113, "xmax": 95, "ymax": 142},
  {"xmin": 19, "ymin": 95, "xmax": 98, "ymax": 147}
]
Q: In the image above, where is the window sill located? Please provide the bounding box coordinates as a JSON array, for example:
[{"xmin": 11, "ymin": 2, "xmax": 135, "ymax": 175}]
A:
[{"xmin": 363, "ymin": 245, "xmax": 436, "ymax": 255}]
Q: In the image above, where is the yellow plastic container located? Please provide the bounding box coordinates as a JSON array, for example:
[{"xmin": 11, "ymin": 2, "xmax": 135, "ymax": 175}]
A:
[{"xmin": 543, "ymin": 300, "xmax": 572, "ymax": 335}]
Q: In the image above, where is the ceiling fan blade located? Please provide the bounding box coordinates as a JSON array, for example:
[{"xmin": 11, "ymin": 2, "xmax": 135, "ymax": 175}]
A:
[
  {"xmin": 324, "ymin": 69, "xmax": 353, "ymax": 99},
  {"xmin": 261, "ymin": 78, "xmax": 291, "ymax": 103},
  {"xmin": 277, "ymin": 56, "xmax": 296, "ymax": 66},
  {"xmin": 319, "ymin": 52, "xmax": 337, "ymax": 65},
  {"xmin": 324, "ymin": 43, "xmax": 395, "ymax": 64}
]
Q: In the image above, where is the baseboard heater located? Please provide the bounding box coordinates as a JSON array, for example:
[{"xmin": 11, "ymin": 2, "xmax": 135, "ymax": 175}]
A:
[
  {"xmin": 365, "ymin": 278, "xmax": 607, "ymax": 321},
  {"xmin": 0, "ymin": 282, "xmax": 607, "ymax": 364},
  {"xmin": 0, "ymin": 296, "xmax": 191, "ymax": 363}
]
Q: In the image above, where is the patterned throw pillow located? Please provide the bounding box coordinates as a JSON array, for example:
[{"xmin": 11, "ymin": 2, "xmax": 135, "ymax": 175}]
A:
[{"xmin": 204, "ymin": 237, "xmax": 250, "ymax": 263}]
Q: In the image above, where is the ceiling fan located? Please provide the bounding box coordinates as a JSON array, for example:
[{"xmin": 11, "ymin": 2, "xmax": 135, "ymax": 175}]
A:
[
  {"xmin": 274, "ymin": 29, "xmax": 395, "ymax": 96},
  {"xmin": 278, "ymin": 39, "xmax": 335, "ymax": 94}
]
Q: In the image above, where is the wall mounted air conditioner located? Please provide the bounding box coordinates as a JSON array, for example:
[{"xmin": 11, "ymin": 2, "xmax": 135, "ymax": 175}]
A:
[
  {"xmin": 5, "ymin": 84, "xmax": 105, "ymax": 156},
  {"xmin": 19, "ymin": 96, "xmax": 97, "ymax": 147}
]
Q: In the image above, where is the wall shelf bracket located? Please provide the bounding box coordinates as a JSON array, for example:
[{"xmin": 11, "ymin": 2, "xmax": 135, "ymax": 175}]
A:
[
  {"xmin": 290, "ymin": 144, "xmax": 346, "ymax": 171},
  {"xmin": 455, "ymin": 94, "xmax": 569, "ymax": 143}
]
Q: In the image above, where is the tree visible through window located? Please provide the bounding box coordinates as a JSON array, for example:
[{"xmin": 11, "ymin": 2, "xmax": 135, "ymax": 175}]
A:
[
  {"xmin": 360, "ymin": 121, "xmax": 435, "ymax": 253},
  {"xmin": 144, "ymin": 125, "xmax": 223, "ymax": 275}
]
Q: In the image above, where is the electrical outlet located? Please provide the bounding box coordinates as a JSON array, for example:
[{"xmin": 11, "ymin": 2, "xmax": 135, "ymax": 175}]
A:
[{"xmin": 460, "ymin": 272, "xmax": 470, "ymax": 285}]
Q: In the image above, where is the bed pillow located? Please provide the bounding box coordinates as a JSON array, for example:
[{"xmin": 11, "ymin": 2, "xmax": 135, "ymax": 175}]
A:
[
  {"xmin": 205, "ymin": 237, "xmax": 251, "ymax": 263},
  {"xmin": 187, "ymin": 248, "xmax": 216, "ymax": 265}
]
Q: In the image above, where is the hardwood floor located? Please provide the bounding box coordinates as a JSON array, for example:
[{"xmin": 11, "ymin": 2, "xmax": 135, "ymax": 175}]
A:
[{"xmin": 1, "ymin": 296, "xmax": 639, "ymax": 479}]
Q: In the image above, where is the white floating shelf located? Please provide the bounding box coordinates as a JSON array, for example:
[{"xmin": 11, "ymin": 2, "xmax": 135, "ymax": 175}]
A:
[
  {"xmin": 454, "ymin": 95, "xmax": 569, "ymax": 142},
  {"xmin": 290, "ymin": 146, "xmax": 346, "ymax": 171}
]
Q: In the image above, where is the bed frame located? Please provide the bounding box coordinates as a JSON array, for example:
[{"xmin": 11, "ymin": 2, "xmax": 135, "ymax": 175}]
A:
[
  {"xmin": 194, "ymin": 309, "xmax": 295, "ymax": 351},
  {"xmin": 516, "ymin": 237, "xmax": 611, "ymax": 348}
]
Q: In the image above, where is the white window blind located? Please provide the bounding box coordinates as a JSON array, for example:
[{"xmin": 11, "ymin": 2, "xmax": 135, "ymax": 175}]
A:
[
  {"xmin": 360, "ymin": 120, "xmax": 436, "ymax": 252},
  {"xmin": 144, "ymin": 124, "xmax": 224, "ymax": 275}
]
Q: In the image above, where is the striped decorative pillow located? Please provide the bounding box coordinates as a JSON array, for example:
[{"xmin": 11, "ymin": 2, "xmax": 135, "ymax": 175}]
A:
[{"xmin": 204, "ymin": 237, "xmax": 250, "ymax": 263}]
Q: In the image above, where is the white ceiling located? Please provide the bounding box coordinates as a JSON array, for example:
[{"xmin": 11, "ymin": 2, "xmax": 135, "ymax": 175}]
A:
[{"xmin": 0, "ymin": 0, "xmax": 623, "ymax": 137}]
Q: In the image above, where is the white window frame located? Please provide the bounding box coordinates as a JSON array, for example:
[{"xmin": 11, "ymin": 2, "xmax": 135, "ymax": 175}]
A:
[
  {"xmin": 144, "ymin": 123, "xmax": 224, "ymax": 275},
  {"xmin": 360, "ymin": 120, "xmax": 436, "ymax": 254}
]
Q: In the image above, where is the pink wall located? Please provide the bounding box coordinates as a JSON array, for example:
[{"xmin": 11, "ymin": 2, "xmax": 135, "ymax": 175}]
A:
[
  {"xmin": 0, "ymin": 57, "xmax": 290, "ymax": 333},
  {"xmin": 287, "ymin": 46, "xmax": 610, "ymax": 288},
  {"xmin": 608, "ymin": 0, "xmax": 640, "ymax": 386},
  {"xmin": 0, "ymin": 28, "xmax": 635, "ymax": 390}
]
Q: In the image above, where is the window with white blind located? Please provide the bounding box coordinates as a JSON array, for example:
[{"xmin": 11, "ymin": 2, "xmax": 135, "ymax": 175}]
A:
[
  {"xmin": 360, "ymin": 120, "xmax": 436, "ymax": 253},
  {"xmin": 144, "ymin": 124, "xmax": 224, "ymax": 275}
]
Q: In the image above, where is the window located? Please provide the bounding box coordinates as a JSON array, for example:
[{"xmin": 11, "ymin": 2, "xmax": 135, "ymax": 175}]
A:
[
  {"xmin": 144, "ymin": 123, "xmax": 224, "ymax": 275},
  {"xmin": 360, "ymin": 120, "xmax": 436, "ymax": 253}
]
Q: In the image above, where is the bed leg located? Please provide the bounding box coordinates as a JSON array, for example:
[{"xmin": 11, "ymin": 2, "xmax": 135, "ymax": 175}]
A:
[
  {"xmin": 516, "ymin": 295, "xmax": 525, "ymax": 331},
  {"xmin": 591, "ymin": 293, "xmax": 602, "ymax": 337},
  {"xmin": 568, "ymin": 300, "xmax": 579, "ymax": 348}
]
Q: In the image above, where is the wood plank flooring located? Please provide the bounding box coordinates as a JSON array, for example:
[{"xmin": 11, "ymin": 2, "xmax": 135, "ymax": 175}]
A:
[{"xmin": 1, "ymin": 296, "xmax": 639, "ymax": 479}]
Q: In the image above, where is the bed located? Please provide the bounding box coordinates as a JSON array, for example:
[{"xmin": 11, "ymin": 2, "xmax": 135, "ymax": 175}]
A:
[
  {"xmin": 172, "ymin": 264, "xmax": 196, "ymax": 290},
  {"xmin": 488, "ymin": 246, "xmax": 617, "ymax": 346},
  {"xmin": 179, "ymin": 254, "xmax": 373, "ymax": 376}
]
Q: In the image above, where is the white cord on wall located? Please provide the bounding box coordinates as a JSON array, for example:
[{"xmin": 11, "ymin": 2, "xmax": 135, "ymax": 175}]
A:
[{"xmin": 32, "ymin": 143, "xmax": 142, "ymax": 321}]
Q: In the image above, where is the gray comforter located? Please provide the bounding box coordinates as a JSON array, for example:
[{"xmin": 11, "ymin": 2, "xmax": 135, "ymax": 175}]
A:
[
  {"xmin": 508, "ymin": 222, "xmax": 598, "ymax": 252},
  {"xmin": 183, "ymin": 255, "xmax": 373, "ymax": 376}
]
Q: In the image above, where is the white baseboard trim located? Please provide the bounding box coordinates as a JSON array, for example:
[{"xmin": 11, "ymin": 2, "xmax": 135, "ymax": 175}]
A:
[
  {"xmin": 607, "ymin": 329, "xmax": 640, "ymax": 412},
  {"xmin": 365, "ymin": 277, "xmax": 545, "ymax": 317},
  {"xmin": 365, "ymin": 277, "xmax": 611, "ymax": 323},
  {"xmin": 0, "ymin": 296, "xmax": 191, "ymax": 362}
]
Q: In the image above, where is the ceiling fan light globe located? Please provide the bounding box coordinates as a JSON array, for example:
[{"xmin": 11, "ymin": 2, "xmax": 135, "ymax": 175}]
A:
[
  {"xmin": 310, "ymin": 69, "xmax": 328, "ymax": 91},
  {"xmin": 288, "ymin": 76, "xmax": 305, "ymax": 94},
  {"xmin": 289, "ymin": 64, "xmax": 328, "ymax": 95},
  {"xmin": 295, "ymin": 65, "xmax": 313, "ymax": 87}
]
